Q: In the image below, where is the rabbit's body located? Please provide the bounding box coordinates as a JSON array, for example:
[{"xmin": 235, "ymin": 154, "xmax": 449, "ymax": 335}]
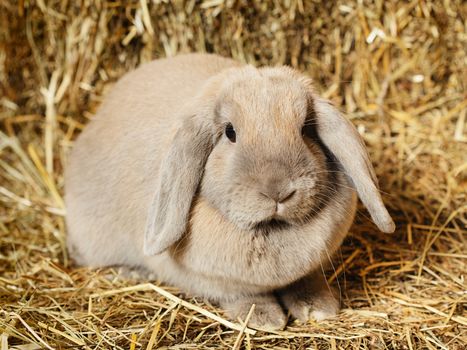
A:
[{"xmin": 66, "ymin": 54, "xmax": 393, "ymax": 329}]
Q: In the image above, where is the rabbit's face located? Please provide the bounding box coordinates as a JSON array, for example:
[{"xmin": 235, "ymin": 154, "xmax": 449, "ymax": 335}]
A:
[
  {"xmin": 145, "ymin": 61, "xmax": 393, "ymax": 257},
  {"xmin": 200, "ymin": 68, "xmax": 336, "ymax": 232}
]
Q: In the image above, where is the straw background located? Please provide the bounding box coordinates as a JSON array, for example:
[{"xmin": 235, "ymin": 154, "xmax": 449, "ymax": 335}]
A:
[{"xmin": 1, "ymin": 0, "xmax": 466, "ymax": 349}]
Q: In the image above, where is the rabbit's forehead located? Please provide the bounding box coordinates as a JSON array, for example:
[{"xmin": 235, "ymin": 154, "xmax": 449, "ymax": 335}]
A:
[{"xmin": 220, "ymin": 77, "xmax": 309, "ymax": 130}]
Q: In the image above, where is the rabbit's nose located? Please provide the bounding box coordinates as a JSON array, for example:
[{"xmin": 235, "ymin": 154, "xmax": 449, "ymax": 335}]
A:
[{"xmin": 260, "ymin": 188, "xmax": 296, "ymax": 204}]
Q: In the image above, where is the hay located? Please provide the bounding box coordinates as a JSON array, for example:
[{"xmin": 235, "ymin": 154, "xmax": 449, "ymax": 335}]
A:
[{"xmin": 0, "ymin": 0, "xmax": 466, "ymax": 348}]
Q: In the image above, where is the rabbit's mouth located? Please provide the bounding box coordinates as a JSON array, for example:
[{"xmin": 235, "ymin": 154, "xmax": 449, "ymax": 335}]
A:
[{"xmin": 252, "ymin": 218, "xmax": 290, "ymax": 233}]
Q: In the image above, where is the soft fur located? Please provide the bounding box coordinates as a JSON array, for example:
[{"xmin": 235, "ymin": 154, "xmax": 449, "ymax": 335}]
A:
[{"xmin": 65, "ymin": 53, "xmax": 394, "ymax": 329}]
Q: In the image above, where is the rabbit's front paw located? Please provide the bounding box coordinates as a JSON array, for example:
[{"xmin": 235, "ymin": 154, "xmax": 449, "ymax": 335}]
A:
[
  {"xmin": 221, "ymin": 294, "xmax": 287, "ymax": 330},
  {"xmin": 282, "ymin": 287, "xmax": 339, "ymax": 322},
  {"xmin": 279, "ymin": 272, "xmax": 340, "ymax": 323}
]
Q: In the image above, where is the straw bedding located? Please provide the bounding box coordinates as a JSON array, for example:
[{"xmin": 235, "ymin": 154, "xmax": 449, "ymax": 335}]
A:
[{"xmin": 1, "ymin": 0, "xmax": 466, "ymax": 349}]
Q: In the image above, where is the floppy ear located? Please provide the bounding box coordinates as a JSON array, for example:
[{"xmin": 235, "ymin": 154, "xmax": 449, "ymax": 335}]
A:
[
  {"xmin": 313, "ymin": 98, "xmax": 395, "ymax": 233},
  {"xmin": 144, "ymin": 114, "xmax": 215, "ymax": 255}
]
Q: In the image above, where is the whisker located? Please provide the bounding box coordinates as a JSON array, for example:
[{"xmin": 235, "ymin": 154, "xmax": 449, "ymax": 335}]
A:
[
  {"xmin": 337, "ymin": 247, "xmax": 346, "ymax": 304},
  {"xmin": 323, "ymin": 247, "xmax": 342, "ymax": 304},
  {"xmin": 315, "ymin": 180, "xmax": 356, "ymax": 193}
]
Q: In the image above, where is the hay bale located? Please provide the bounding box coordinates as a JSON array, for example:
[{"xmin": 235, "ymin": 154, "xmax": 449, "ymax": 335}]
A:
[{"xmin": 0, "ymin": 0, "xmax": 465, "ymax": 348}]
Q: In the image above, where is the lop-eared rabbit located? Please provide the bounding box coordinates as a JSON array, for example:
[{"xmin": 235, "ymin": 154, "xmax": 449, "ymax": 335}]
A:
[{"xmin": 66, "ymin": 54, "xmax": 394, "ymax": 329}]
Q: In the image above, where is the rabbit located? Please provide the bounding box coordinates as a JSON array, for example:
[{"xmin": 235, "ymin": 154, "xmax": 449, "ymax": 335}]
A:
[{"xmin": 65, "ymin": 53, "xmax": 395, "ymax": 330}]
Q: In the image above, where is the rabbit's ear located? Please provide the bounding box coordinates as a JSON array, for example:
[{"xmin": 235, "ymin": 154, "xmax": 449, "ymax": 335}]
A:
[
  {"xmin": 144, "ymin": 115, "xmax": 215, "ymax": 255},
  {"xmin": 313, "ymin": 98, "xmax": 395, "ymax": 233}
]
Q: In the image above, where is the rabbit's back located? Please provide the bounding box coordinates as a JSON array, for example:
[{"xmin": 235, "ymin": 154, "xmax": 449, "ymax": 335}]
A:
[{"xmin": 65, "ymin": 54, "xmax": 238, "ymax": 267}]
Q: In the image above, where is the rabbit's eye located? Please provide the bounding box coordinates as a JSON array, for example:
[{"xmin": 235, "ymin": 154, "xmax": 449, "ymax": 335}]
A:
[
  {"xmin": 301, "ymin": 125, "xmax": 310, "ymax": 137},
  {"xmin": 225, "ymin": 123, "xmax": 236, "ymax": 143},
  {"xmin": 301, "ymin": 124, "xmax": 317, "ymax": 139}
]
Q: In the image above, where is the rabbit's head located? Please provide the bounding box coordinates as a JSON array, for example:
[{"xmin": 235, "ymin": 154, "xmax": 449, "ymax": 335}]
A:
[{"xmin": 144, "ymin": 65, "xmax": 394, "ymax": 256}]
